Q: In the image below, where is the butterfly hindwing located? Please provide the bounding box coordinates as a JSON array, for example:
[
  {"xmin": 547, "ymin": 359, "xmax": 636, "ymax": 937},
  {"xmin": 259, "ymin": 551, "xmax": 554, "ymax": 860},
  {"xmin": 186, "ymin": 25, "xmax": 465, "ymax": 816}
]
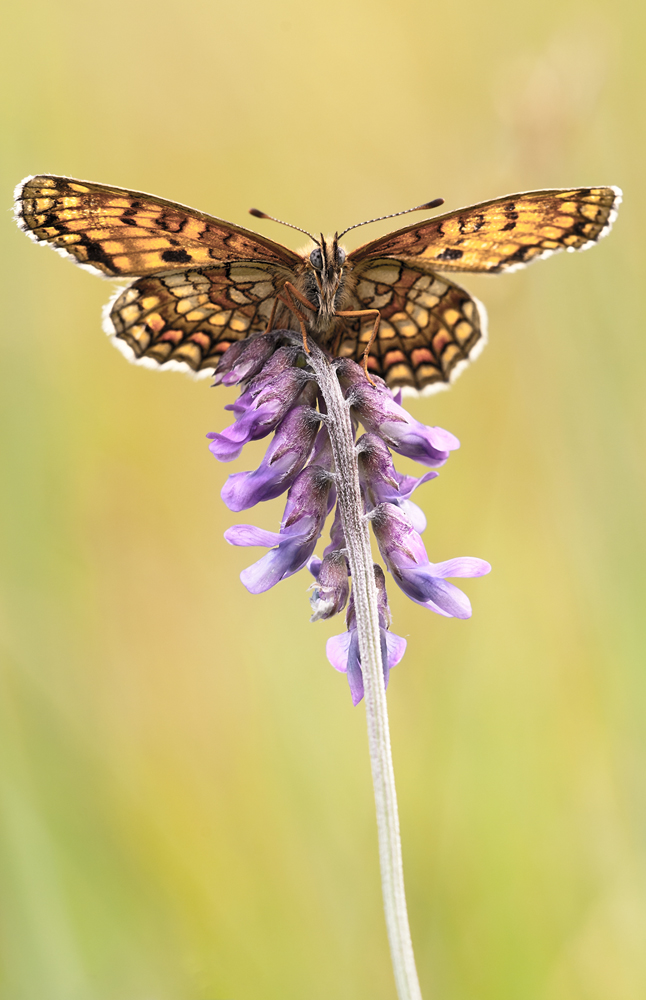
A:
[
  {"xmin": 15, "ymin": 175, "xmax": 303, "ymax": 278},
  {"xmin": 106, "ymin": 263, "xmax": 290, "ymax": 374},
  {"xmin": 349, "ymin": 187, "xmax": 621, "ymax": 274},
  {"xmin": 337, "ymin": 258, "xmax": 487, "ymax": 394},
  {"xmin": 15, "ymin": 176, "xmax": 620, "ymax": 393}
]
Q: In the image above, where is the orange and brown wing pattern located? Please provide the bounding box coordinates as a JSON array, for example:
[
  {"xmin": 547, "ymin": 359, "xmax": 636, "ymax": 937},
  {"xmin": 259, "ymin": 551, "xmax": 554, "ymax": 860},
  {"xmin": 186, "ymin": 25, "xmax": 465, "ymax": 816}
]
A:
[
  {"xmin": 338, "ymin": 259, "xmax": 486, "ymax": 395},
  {"xmin": 14, "ymin": 175, "xmax": 303, "ymax": 278},
  {"xmin": 349, "ymin": 187, "xmax": 621, "ymax": 273},
  {"xmin": 106, "ymin": 263, "xmax": 290, "ymax": 375}
]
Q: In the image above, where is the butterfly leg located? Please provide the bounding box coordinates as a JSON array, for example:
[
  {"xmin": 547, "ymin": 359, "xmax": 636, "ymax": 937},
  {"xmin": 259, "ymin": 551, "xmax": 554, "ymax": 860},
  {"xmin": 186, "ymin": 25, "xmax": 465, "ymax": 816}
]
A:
[
  {"xmin": 264, "ymin": 296, "xmax": 279, "ymax": 334},
  {"xmin": 284, "ymin": 281, "xmax": 317, "ymax": 315},
  {"xmin": 282, "ymin": 281, "xmax": 317, "ymax": 354},
  {"xmin": 335, "ymin": 308, "xmax": 381, "ymax": 385},
  {"xmin": 273, "ymin": 291, "xmax": 312, "ymax": 352}
]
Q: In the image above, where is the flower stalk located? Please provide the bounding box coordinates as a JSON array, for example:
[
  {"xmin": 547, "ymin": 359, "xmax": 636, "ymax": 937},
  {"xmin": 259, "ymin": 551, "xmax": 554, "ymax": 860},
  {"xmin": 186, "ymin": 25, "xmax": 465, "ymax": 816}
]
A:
[
  {"xmin": 211, "ymin": 330, "xmax": 489, "ymax": 998},
  {"xmin": 307, "ymin": 342, "xmax": 423, "ymax": 1000}
]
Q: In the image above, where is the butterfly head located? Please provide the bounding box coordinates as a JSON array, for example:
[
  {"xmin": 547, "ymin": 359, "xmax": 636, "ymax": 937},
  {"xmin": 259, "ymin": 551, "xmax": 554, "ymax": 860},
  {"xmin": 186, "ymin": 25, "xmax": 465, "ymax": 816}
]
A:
[{"xmin": 308, "ymin": 233, "xmax": 347, "ymax": 317}]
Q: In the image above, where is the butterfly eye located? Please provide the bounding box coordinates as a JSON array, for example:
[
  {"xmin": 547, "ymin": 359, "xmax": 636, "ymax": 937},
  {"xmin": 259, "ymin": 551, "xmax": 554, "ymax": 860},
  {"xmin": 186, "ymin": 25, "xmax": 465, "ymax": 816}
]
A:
[
  {"xmin": 337, "ymin": 247, "xmax": 346, "ymax": 265},
  {"xmin": 310, "ymin": 247, "xmax": 323, "ymax": 270}
]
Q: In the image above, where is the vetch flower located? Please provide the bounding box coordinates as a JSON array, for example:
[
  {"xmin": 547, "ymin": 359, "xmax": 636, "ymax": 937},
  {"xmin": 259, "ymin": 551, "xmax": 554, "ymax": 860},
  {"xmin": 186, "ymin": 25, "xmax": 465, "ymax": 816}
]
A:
[
  {"xmin": 221, "ymin": 404, "xmax": 321, "ymax": 511},
  {"xmin": 337, "ymin": 359, "xmax": 460, "ymax": 467},
  {"xmin": 211, "ymin": 330, "xmax": 281, "ymax": 387},
  {"xmin": 370, "ymin": 502, "xmax": 491, "ymax": 618},
  {"xmin": 326, "ymin": 566, "xmax": 407, "ymax": 706},
  {"xmin": 225, "ymin": 465, "xmax": 334, "ymax": 593},
  {"xmin": 208, "ymin": 335, "xmax": 489, "ymax": 702},
  {"xmin": 357, "ymin": 432, "xmax": 437, "ymax": 533},
  {"xmin": 207, "ymin": 346, "xmax": 315, "ymax": 461}
]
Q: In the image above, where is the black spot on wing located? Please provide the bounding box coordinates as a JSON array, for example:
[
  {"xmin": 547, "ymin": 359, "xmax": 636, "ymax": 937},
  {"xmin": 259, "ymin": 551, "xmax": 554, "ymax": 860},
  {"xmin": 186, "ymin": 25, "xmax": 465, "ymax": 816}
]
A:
[
  {"xmin": 161, "ymin": 248, "xmax": 193, "ymax": 264},
  {"xmin": 505, "ymin": 244, "xmax": 533, "ymax": 264},
  {"xmin": 436, "ymin": 247, "xmax": 464, "ymax": 261},
  {"xmin": 74, "ymin": 233, "xmax": 116, "ymax": 271}
]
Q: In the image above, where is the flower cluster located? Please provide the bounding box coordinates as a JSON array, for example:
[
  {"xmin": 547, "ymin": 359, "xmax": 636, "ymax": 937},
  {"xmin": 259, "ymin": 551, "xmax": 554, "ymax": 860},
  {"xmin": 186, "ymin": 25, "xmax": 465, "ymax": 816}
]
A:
[{"xmin": 208, "ymin": 333, "xmax": 490, "ymax": 704}]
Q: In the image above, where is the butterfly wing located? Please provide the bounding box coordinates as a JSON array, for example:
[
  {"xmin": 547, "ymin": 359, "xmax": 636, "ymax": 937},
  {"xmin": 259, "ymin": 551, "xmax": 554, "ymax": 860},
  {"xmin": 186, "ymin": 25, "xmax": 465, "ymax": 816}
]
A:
[
  {"xmin": 348, "ymin": 187, "xmax": 621, "ymax": 273},
  {"xmin": 338, "ymin": 259, "xmax": 486, "ymax": 394},
  {"xmin": 105, "ymin": 263, "xmax": 293, "ymax": 375},
  {"xmin": 14, "ymin": 175, "xmax": 303, "ymax": 277}
]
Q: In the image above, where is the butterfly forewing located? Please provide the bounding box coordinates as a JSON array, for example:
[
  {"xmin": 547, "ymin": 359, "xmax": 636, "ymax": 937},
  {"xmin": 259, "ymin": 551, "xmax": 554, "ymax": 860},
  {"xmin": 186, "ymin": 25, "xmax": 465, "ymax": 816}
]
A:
[
  {"xmin": 15, "ymin": 175, "xmax": 302, "ymax": 277},
  {"xmin": 349, "ymin": 187, "xmax": 621, "ymax": 273},
  {"xmin": 15, "ymin": 176, "xmax": 621, "ymax": 395},
  {"xmin": 107, "ymin": 263, "xmax": 291, "ymax": 374},
  {"xmin": 339, "ymin": 259, "xmax": 486, "ymax": 394}
]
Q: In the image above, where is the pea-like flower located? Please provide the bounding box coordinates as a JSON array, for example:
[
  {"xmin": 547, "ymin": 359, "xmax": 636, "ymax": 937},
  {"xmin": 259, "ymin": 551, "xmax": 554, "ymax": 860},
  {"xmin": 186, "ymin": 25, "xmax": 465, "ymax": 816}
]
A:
[
  {"xmin": 326, "ymin": 566, "xmax": 407, "ymax": 706},
  {"xmin": 207, "ymin": 346, "xmax": 314, "ymax": 461},
  {"xmin": 208, "ymin": 334, "xmax": 490, "ymax": 703},
  {"xmin": 221, "ymin": 404, "xmax": 321, "ymax": 511},
  {"xmin": 369, "ymin": 502, "xmax": 491, "ymax": 618},
  {"xmin": 225, "ymin": 465, "xmax": 334, "ymax": 593}
]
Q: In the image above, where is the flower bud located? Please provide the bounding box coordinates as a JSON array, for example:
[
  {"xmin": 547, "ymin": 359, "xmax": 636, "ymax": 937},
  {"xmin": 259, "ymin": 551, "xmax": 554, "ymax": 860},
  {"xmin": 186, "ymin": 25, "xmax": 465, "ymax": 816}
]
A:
[
  {"xmin": 211, "ymin": 332, "xmax": 280, "ymax": 386},
  {"xmin": 309, "ymin": 548, "xmax": 350, "ymax": 621}
]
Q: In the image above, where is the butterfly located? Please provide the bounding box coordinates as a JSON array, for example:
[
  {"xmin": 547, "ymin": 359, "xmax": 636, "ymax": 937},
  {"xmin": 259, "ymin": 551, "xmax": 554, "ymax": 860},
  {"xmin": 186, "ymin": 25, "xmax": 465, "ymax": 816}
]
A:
[{"xmin": 14, "ymin": 175, "xmax": 621, "ymax": 395}]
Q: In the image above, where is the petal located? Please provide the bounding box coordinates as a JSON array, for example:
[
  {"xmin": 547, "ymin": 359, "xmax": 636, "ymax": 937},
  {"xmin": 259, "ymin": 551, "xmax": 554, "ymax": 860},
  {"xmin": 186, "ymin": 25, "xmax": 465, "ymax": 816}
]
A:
[
  {"xmin": 385, "ymin": 631, "xmax": 407, "ymax": 668},
  {"xmin": 426, "ymin": 425, "xmax": 460, "ymax": 451},
  {"xmin": 326, "ymin": 632, "xmax": 352, "ymax": 673},
  {"xmin": 416, "ymin": 578, "xmax": 473, "ymax": 618},
  {"xmin": 395, "ymin": 469, "xmax": 439, "ymax": 500},
  {"xmin": 398, "ymin": 498, "xmax": 427, "ymax": 534},
  {"xmin": 239, "ymin": 545, "xmax": 302, "ymax": 594},
  {"xmin": 431, "ymin": 557, "xmax": 492, "ymax": 578},
  {"xmin": 220, "ymin": 450, "xmax": 297, "ymax": 511},
  {"xmin": 307, "ymin": 555, "xmax": 322, "ymax": 578},
  {"xmin": 346, "ymin": 633, "xmax": 364, "ymax": 706},
  {"xmin": 224, "ymin": 525, "xmax": 282, "ymax": 547},
  {"xmin": 208, "ymin": 433, "xmax": 246, "ymax": 462}
]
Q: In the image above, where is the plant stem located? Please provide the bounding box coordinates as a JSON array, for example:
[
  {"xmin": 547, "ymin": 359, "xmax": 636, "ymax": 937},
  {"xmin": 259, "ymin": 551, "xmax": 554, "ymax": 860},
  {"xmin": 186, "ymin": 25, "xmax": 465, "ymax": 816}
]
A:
[{"xmin": 308, "ymin": 343, "xmax": 423, "ymax": 1000}]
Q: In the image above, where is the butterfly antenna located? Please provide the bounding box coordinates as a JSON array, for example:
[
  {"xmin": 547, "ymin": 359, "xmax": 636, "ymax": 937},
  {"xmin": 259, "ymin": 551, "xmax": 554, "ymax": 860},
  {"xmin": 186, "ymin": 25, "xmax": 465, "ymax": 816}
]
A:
[
  {"xmin": 337, "ymin": 197, "xmax": 445, "ymax": 239},
  {"xmin": 249, "ymin": 208, "xmax": 319, "ymax": 244}
]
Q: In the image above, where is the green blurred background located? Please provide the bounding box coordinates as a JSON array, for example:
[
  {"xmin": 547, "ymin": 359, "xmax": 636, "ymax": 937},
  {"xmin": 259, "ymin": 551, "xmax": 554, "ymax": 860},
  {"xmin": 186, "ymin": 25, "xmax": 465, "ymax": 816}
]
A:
[{"xmin": 1, "ymin": 1, "xmax": 644, "ymax": 998}]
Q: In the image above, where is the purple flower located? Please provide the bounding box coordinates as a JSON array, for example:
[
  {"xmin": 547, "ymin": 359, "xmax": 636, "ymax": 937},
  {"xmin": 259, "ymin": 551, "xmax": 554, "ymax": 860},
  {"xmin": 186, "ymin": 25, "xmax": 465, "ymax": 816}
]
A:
[
  {"xmin": 207, "ymin": 343, "xmax": 490, "ymax": 702},
  {"xmin": 369, "ymin": 503, "xmax": 490, "ymax": 618},
  {"xmin": 326, "ymin": 566, "xmax": 407, "ymax": 706},
  {"xmin": 357, "ymin": 432, "xmax": 437, "ymax": 533},
  {"xmin": 337, "ymin": 360, "xmax": 459, "ymax": 468},
  {"xmin": 225, "ymin": 465, "xmax": 334, "ymax": 593},
  {"xmin": 207, "ymin": 347, "xmax": 314, "ymax": 461},
  {"xmin": 221, "ymin": 405, "xmax": 321, "ymax": 511}
]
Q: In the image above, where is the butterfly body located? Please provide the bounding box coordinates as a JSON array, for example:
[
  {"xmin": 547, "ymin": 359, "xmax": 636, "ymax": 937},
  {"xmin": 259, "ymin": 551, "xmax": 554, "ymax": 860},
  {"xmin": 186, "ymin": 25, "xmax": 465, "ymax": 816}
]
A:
[{"xmin": 14, "ymin": 175, "xmax": 621, "ymax": 395}]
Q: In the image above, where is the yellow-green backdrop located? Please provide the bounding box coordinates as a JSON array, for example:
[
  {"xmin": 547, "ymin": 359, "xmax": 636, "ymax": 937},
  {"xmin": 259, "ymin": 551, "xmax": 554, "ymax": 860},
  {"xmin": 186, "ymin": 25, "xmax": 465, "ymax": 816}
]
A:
[{"xmin": 2, "ymin": 2, "xmax": 644, "ymax": 998}]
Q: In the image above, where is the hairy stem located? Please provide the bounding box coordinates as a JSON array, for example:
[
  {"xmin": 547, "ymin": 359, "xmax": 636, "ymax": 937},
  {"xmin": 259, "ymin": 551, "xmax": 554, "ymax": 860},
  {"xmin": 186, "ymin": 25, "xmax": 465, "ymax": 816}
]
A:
[{"xmin": 308, "ymin": 342, "xmax": 423, "ymax": 1000}]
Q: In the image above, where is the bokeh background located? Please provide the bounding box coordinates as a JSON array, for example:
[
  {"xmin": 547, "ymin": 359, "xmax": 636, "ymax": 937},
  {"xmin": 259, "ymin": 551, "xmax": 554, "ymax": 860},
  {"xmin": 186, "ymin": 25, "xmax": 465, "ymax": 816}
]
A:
[{"xmin": 1, "ymin": 2, "xmax": 645, "ymax": 998}]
